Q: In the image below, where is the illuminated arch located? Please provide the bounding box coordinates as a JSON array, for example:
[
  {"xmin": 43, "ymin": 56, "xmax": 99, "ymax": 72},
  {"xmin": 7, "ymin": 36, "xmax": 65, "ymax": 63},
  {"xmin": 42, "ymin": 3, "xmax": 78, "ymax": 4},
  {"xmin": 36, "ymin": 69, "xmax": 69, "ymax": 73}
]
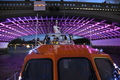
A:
[{"xmin": 0, "ymin": 16, "xmax": 120, "ymax": 44}]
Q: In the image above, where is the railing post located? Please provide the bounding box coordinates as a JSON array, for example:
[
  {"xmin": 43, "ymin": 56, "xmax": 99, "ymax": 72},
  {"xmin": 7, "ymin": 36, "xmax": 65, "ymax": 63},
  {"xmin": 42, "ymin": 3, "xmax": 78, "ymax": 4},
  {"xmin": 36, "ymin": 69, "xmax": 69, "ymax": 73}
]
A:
[
  {"xmin": 14, "ymin": 73, "xmax": 16, "ymax": 80},
  {"xmin": 6, "ymin": 72, "xmax": 18, "ymax": 80}
]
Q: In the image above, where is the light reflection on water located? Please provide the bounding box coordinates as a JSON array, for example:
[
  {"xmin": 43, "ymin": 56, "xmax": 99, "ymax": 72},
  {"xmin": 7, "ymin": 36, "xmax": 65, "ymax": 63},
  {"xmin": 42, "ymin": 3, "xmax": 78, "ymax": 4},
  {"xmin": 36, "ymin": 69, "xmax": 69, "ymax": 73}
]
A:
[
  {"xmin": 0, "ymin": 46, "xmax": 33, "ymax": 60},
  {"xmin": 0, "ymin": 46, "xmax": 33, "ymax": 80},
  {"xmin": 8, "ymin": 46, "xmax": 33, "ymax": 53}
]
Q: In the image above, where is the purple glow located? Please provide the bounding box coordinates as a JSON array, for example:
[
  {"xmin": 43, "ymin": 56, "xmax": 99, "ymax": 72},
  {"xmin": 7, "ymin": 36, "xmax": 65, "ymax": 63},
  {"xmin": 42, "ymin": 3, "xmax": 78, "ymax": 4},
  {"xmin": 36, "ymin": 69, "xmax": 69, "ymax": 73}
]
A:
[
  {"xmin": 92, "ymin": 38, "xmax": 120, "ymax": 46},
  {"xmin": 0, "ymin": 16, "xmax": 120, "ymax": 42},
  {"xmin": 0, "ymin": 42, "xmax": 9, "ymax": 48}
]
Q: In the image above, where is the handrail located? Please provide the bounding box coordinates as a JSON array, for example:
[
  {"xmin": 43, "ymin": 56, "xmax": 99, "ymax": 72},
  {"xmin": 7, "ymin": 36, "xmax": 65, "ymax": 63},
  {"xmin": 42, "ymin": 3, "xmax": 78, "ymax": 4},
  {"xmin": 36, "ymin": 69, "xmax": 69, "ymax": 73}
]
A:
[
  {"xmin": 0, "ymin": 1, "xmax": 119, "ymax": 11},
  {"xmin": 6, "ymin": 72, "xmax": 19, "ymax": 80}
]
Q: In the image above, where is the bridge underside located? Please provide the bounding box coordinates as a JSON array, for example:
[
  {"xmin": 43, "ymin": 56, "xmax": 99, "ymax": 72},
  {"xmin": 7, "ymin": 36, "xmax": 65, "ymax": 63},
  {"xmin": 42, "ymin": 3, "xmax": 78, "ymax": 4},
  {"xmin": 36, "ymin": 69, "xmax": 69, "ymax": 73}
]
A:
[{"xmin": 0, "ymin": 15, "xmax": 120, "ymax": 47}]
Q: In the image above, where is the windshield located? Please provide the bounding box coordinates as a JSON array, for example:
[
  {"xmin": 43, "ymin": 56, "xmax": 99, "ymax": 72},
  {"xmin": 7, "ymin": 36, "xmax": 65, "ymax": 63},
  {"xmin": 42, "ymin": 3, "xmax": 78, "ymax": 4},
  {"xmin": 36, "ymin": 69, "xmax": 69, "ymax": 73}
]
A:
[
  {"xmin": 58, "ymin": 58, "xmax": 96, "ymax": 80},
  {"xmin": 43, "ymin": 33, "xmax": 74, "ymax": 45},
  {"xmin": 95, "ymin": 58, "xmax": 114, "ymax": 80},
  {"xmin": 22, "ymin": 59, "xmax": 52, "ymax": 80}
]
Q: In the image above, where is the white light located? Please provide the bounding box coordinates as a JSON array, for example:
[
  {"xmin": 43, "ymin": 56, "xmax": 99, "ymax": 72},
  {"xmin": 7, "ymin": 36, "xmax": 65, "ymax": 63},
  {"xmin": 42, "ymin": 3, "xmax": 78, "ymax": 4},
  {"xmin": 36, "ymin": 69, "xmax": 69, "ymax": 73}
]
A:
[
  {"xmin": 18, "ymin": 76, "xmax": 22, "ymax": 80},
  {"xmin": 26, "ymin": 45, "xmax": 30, "ymax": 48},
  {"xmin": 28, "ymin": 49, "xmax": 33, "ymax": 54},
  {"xmin": 114, "ymin": 63, "xmax": 118, "ymax": 69},
  {"xmin": 99, "ymin": 49, "xmax": 103, "ymax": 52},
  {"xmin": 28, "ymin": 49, "xmax": 39, "ymax": 54},
  {"xmin": 33, "ymin": 49, "xmax": 38, "ymax": 54},
  {"xmin": 95, "ymin": 48, "xmax": 99, "ymax": 51}
]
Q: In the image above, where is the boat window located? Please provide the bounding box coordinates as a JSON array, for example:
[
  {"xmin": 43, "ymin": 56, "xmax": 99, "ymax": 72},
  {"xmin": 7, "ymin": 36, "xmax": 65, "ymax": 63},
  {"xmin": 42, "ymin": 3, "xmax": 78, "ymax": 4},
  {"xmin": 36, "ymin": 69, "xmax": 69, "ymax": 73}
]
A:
[
  {"xmin": 58, "ymin": 58, "xmax": 96, "ymax": 80},
  {"xmin": 43, "ymin": 33, "xmax": 75, "ymax": 45},
  {"xmin": 95, "ymin": 58, "xmax": 114, "ymax": 80},
  {"xmin": 22, "ymin": 59, "xmax": 52, "ymax": 80}
]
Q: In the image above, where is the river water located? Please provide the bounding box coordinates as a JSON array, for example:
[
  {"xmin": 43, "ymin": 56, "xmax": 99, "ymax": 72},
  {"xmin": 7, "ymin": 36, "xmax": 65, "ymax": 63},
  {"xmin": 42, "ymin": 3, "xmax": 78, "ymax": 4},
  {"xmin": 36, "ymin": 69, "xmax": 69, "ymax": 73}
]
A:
[{"xmin": 0, "ymin": 47, "xmax": 32, "ymax": 80}]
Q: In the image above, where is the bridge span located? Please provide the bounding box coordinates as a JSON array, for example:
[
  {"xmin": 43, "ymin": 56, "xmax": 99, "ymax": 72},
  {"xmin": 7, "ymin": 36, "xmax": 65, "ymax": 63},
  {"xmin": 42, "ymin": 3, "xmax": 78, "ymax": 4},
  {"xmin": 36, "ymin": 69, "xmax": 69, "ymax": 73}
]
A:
[{"xmin": 0, "ymin": 1, "xmax": 120, "ymax": 49}]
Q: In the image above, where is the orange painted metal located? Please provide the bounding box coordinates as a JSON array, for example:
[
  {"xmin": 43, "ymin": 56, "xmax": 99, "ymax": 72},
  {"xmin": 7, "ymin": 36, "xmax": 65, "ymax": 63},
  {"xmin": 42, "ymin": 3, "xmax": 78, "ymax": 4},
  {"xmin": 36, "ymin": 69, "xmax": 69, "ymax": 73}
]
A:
[{"xmin": 19, "ymin": 45, "xmax": 113, "ymax": 80}]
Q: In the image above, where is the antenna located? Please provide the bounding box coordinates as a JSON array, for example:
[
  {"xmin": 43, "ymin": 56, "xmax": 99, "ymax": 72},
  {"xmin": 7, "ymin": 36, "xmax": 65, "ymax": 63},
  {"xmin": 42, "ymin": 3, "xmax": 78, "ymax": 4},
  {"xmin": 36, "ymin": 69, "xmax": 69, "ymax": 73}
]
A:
[
  {"xmin": 48, "ymin": 20, "xmax": 50, "ymax": 33},
  {"xmin": 35, "ymin": 13, "xmax": 38, "ymax": 47},
  {"xmin": 56, "ymin": 20, "xmax": 58, "ymax": 26},
  {"xmin": 64, "ymin": 11, "xmax": 66, "ymax": 33},
  {"xmin": 90, "ymin": 26, "xmax": 92, "ymax": 47}
]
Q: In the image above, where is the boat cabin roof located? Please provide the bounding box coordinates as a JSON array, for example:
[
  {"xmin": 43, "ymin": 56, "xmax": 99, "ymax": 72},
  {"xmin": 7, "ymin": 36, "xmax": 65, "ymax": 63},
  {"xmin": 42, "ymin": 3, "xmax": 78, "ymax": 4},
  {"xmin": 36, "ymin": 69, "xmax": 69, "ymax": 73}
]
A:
[{"xmin": 29, "ymin": 45, "xmax": 106, "ymax": 56}]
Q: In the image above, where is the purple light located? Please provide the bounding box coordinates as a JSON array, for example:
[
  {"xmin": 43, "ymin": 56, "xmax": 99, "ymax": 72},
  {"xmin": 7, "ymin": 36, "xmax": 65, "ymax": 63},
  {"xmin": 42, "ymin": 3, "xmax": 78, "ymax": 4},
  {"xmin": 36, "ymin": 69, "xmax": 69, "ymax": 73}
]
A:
[
  {"xmin": 12, "ymin": 18, "xmax": 17, "ymax": 21},
  {"xmin": 0, "ymin": 16, "xmax": 120, "ymax": 42},
  {"xmin": 7, "ymin": 18, "xmax": 34, "ymax": 36}
]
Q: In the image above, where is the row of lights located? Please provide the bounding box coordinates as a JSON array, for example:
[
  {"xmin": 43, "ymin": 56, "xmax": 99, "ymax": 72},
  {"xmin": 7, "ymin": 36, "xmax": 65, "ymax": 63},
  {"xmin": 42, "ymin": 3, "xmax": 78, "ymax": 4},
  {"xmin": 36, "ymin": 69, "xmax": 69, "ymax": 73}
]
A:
[
  {"xmin": 0, "ymin": 2, "xmax": 119, "ymax": 8},
  {"xmin": 1, "ymin": 7, "xmax": 119, "ymax": 12},
  {"xmin": 68, "ymin": 21, "xmax": 120, "ymax": 39},
  {"xmin": 48, "ymin": 3, "xmax": 119, "ymax": 8},
  {"xmin": 1, "ymin": 16, "xmax": 120, "ymax": 41},
  {"xmin": 9, "ymin": 17, "xmax": 67, "ymax": 24},
  {"xmin": 7, "ymin": 18, "xmax": 37, "ymax": 36},
  {"xmin": 0, "ymin": 23, "xmax": 21, "ymax": 37},
  {"xmin": 0, "ymin": 22, "xmax": 29, "ymax": 40},
  {"xmin": 12, "ymin": 23, "xmax": 33, "ymax": 35},
  {"xmin": 0, "ymin": 29, "xmax": 21, "ymax": 37},
  {"xmin": 0, "ymin": 26, "xmax": 118, "ymax": 41},
  {"xmin": 63, "ymin": 18, "xmax": 95, "ymax": 34},
  {"xmin": 83, "ymin": 26, "xmax": 119, "ymax": 39},
  {"xmin": 0, "ymin": 3, "xmax": 32, "ymax": 6},
  {"xmin": 67, "ymin": 7, "xmax": 120, "ymax": 11},
  {"xmin": 0, "ymin": 7, "xmax": 33, "ymax": 10}
]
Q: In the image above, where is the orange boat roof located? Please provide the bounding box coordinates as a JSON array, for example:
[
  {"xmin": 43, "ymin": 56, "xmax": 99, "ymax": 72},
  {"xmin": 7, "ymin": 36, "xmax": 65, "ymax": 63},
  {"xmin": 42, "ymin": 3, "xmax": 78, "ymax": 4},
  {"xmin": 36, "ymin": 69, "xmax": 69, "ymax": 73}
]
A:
[{"xmin": 29, "ymin": 45, "xmax": 106, "ymax": 56}]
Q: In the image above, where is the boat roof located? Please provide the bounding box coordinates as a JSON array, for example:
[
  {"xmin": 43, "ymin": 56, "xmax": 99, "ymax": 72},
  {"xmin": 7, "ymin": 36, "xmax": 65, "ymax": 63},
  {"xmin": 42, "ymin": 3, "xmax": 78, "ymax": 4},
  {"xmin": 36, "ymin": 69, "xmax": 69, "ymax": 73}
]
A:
[{"xmin": 29, "ymin": 45, "xmax": 106, "ymax": 56}]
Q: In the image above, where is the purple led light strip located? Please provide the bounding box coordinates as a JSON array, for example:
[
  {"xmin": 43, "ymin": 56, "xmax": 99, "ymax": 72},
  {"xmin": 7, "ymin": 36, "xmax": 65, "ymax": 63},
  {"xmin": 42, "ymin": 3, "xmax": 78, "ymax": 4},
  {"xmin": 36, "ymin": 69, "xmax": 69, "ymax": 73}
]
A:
[
  {"xmin": 7, "ymin": 19, "xmax": 28, "ymax": 36},
  {"xmin": 72, "ymin": 18, "xmax": 95, "ymax": 35},
  {"xmin": 68, "ymin": 18, "xmax": 94, "ymax": 34},
  {"xmin": 24, "ymin": 17, "xmax": 29, "ymax": 23},
  {"xmin": 8, "ymin": 18, "xmax": 33, "ymax": 35},
  {"xmin": 0, "ymin": 28, "xmax": 18, "ymax": 38},
  {"xmin": 72, "ymin": 20, "xmax": 112, "ymax": 39},
  {"xmin": 62, "ymin": 16, "xmax": 74, "ymax": 33},
  {"xmin": 64, "ymin": 17, "xmax": 80, "ymax": 33},
  {"xmin": 0, "ymin": 23, "xmax": 22, "ymax": 37},
  {"xmin": 87, "ymin": 24, "xmax": 120, "ymax": 39},
  {"xmin": 0, "ymin": 16, "xmax": 120, "ymax": 42}
]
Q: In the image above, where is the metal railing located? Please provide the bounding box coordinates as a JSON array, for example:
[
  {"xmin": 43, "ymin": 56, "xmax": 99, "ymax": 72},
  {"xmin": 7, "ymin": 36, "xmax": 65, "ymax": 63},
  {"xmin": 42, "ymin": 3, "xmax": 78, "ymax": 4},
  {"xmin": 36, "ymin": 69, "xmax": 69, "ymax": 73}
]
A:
[
  {"xmin": 6, "ymin": 72, "xmax": 19, "ymax": 80},
  {"xmin": 0, "ymin": 1, "xmax": 119, "ymax": 11}
]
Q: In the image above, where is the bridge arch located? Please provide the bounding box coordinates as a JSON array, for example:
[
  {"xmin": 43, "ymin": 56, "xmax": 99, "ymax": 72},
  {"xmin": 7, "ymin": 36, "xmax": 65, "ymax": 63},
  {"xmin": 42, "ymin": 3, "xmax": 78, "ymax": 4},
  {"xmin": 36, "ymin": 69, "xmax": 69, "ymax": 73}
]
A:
[{"xmin": 0, "ymin": 16, "xmax": 120, "ymax": 48}]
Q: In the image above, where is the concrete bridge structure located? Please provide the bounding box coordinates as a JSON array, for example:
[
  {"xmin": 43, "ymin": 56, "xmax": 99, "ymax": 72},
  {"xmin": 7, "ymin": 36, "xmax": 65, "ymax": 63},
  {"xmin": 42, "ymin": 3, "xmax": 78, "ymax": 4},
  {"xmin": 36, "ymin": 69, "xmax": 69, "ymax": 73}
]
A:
[{"xmin": 0, "ymin": 1, "xmax": 120, "ymax": 49}]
